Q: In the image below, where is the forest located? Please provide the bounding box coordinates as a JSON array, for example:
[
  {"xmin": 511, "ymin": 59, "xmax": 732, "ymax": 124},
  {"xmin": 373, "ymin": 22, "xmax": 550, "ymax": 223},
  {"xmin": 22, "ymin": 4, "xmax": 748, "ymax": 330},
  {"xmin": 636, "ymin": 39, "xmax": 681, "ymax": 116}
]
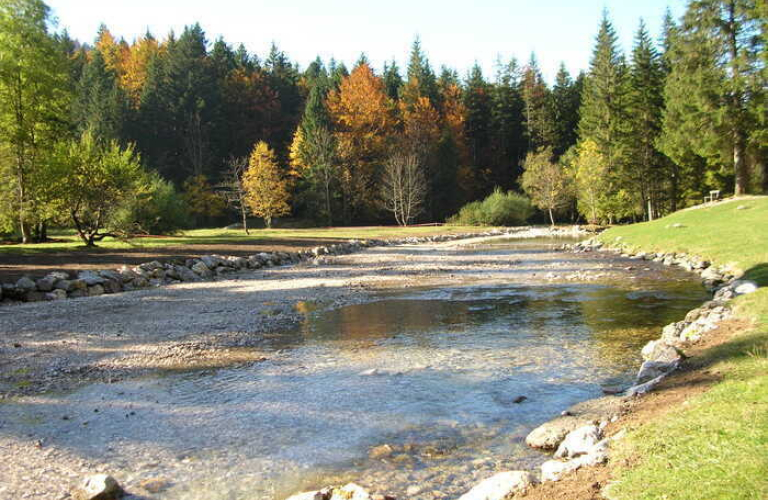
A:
[{"xmin": 0, "ymin": 0, "xmax": 765, "ymax": 245}]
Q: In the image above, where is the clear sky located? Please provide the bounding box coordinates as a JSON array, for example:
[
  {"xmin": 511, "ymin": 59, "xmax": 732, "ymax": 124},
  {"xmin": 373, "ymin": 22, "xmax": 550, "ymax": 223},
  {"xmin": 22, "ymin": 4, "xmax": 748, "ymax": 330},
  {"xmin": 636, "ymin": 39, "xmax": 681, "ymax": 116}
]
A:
[{"xmin": 45, "ymin": 0, "xmax": 688, "ymax": 83}]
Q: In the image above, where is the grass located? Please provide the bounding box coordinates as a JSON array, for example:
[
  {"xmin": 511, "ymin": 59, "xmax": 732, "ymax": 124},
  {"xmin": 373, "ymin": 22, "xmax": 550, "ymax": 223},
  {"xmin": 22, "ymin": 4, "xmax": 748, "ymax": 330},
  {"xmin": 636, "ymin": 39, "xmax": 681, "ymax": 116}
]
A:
[
  {"xmin": 609, "ymin": 291, "xmax": 768, "ymax": 500},
  {"xmin": 598, "ymin": 196, "xmax": 768, "ymax": 500},
  {"xmin": 0, "ymin": 225, "xmax": 484, "ymax": 256},
  {"xmin": 597, "ymin": 196, "xmax": 768, "ymax": 285}
]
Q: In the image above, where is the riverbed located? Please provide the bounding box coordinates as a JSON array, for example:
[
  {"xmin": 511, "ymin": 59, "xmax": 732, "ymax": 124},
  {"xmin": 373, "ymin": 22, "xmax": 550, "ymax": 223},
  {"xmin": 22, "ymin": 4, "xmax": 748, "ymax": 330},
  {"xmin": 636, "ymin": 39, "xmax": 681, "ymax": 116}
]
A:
[{"xmin": 0, "ymin": 236, "xmax": 707, "ymax": 499}]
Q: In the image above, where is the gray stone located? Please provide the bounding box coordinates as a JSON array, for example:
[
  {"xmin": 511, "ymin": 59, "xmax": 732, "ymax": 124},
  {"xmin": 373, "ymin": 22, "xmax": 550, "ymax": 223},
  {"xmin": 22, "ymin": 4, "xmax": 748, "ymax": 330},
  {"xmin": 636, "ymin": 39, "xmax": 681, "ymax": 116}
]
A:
[
  {"xmin": 201, "ymin": 255, "xmax": 225, "ymax": 269},
  {"xmin": 701, "ymin": 267, "xmax": 723, "ymax": 281},
  {"xmin": 72, "ymin": 473, "xmax": 124, "ymax": 500},
  {"xmin": 88, "ymin": 284, "xmax": 105, "ymax": 296},
  {"xmin": 138, "ymin": 260, "xmax": 163, "ymax": 272},
  {"xmin": 554, "ymin": 424, "xmax": 602, "ymax": 459},
  {"xmin": 625, "ymin": 373, "xmax": 667, "ymax": 397},
  {"xmin": 132, "ymin": 277, "xmax": 149, "ymax": 288},
  {"xmin": 458, "ymin": 471, "xmax": 539, "ymax": 500},
  {"xmin": 636, "ymin": 360, "xmax": 679, "ymax": 385},
  {"xmin": 35, "ymin": 276, "xmax": 57, "ymax": 292},
  {"xmin": 285, "ymin": 490, "xmax": 330, "ymax": 500},
  {"xmin": 45, "ymin": 289, "xmax": 68, "ymax": 301},
  {"xmin": 98, "ymin": 270, "xmax": 123, "ymax": 282},
  {"xmin": 641, "ymin": 340, "xmax": 682, "ymax": 363},
  {"xmin": 541, "ymin": 446, "xmax": 608, "ymax": 482},
  {"xmin": 47, "ymin": 271, "xmax": 70, "ymax": 281},
  {"xmin": 102, "ymin": 279, "xmax": 122, "ymax": 294},
  {"xmin": 70, "ymin": 279, "xmax": 88, "ymax": 290},
  {"xmin": 24, "ymin": 291, "xmax": 47, "ymax": 302},
  {"xmin": 68, "ymin": 289, "xmax": 88, "ymax": 299},
  {"xmin": 526, "ymin": 418, "xmax": 584, "ymax": 450},
  {"xmin": 176, "ymin": 266, "xmax": 201, "ymax": 282},
  {"xmin": 78, "ymin": 271, "xmax": 105, "ymax": 286},
  {"xmin": 190, "ymin": 261, "xmax": 212, "ymax": 278},
  {"xmin": 15, "ymin": 276, "xmax": 37, "ymax": 293}
]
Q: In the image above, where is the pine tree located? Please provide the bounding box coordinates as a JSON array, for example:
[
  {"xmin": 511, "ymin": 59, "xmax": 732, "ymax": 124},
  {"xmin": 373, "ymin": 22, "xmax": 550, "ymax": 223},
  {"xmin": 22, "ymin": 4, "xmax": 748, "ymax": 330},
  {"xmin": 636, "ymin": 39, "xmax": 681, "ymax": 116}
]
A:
[
  {"xmin": 521, "ymin": 53, "xmax": 554, "ymax": 153},
  {"xmin": 578, "ymin": 11, "xmax": 635, "ymax": 220},
  {"xmin": 463, "ymin": 63, "xmax": 493, "ymax": 197},
  {"xmin": 659, "ymin": 0, "xmax": 764, "ymax": 196},
  {"xmin": 382, "ymin": 59, "xmax": 403, "ymax": 101},
  {"xmin": 72, "ymin": 48, "xmax": 128, "ymax": 144},
  {"xmin": 551, "ymin": 63, "xmax": 582, "ymax": 158},
  {"xmin": 402, "ymin": 37, "xmax": 438, "ymax": 105},
  {"xmin": 490, "ymin": 58, "xmax": 525, "ymax": 189},
  {"xmin": 627, "ymin": 19, "xmax": 668, "ymax": 219}
]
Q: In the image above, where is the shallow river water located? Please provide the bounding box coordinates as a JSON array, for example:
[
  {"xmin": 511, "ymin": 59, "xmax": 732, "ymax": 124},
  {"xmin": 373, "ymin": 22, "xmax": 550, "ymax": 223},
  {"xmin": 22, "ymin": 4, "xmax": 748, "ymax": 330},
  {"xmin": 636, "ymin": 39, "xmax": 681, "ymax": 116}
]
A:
[{"xmin": 0, "ymin": 241, "xmax": 708, "ymax": 500}]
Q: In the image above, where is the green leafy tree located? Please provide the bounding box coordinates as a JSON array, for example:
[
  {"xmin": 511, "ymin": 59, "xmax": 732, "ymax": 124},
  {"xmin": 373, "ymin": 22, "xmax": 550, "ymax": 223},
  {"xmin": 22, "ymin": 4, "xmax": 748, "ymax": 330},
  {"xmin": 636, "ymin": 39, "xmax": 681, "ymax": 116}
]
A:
[
  {"xmin": 521, "ymin": 147, "xmax": 572, "ymax": 226},
  {"xmin": 659, "ymin": 0, "xmax": 764, "ymax": 196},
  {"xmin": 55, "ymin": 131, "xmax": 148, "ymax": 246},
  {"xmin": 0, "ymin": 0, "xmax": 70, "ymax": 243}
]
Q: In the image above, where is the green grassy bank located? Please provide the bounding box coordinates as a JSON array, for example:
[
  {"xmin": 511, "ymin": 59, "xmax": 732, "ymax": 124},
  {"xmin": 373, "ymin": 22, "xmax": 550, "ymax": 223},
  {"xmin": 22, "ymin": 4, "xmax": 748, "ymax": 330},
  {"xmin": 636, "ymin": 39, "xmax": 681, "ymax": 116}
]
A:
[
  {"xmin": 598, "ymin": 197, "xmax": 768, "ymax": 500},
  {"xmin": 0, "ymin": 225, "xmax": 482, "ymax": 256}
]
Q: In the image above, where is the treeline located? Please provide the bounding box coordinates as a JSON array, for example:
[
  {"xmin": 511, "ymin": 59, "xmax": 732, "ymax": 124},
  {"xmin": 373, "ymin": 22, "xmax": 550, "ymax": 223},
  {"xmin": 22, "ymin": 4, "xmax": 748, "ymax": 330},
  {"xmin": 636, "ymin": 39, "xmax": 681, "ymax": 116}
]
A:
[{"xmin": 0, "ymin": 0, "xmax": 765, "ymax": 244}]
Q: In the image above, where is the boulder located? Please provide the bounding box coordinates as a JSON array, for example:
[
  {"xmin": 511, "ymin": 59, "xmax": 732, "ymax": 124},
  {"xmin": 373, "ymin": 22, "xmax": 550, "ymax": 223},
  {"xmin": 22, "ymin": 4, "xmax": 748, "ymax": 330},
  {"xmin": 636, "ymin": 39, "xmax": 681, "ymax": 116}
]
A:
[
  {"xmin": 625, "ymin": 373, "xmax": 666, "ymax": 397},
  {"xmin": 176, "ymin": 266, "xmax": 201, "ymax": 282},
  {"xmin": 132, "ymin": 277, "xmax": 149, "ymax": 288},
  {"xmin": 190, "ymin": 261, "xmax": 212, "ymax": 278},
  {"xmin": 525, "ymin": 418, "xmax": 583, "ymax": 450},
  {"xmin": 68, "ymin": 289, "xmax": 88, "ymax": 299},
  {"xmin": 77, "ymin": 271, "xmax": 105, "ymax": 286},
  {"xmin": 24, "ymin": 291, "xmax": 47, "ymax": 302},
  {"xmin": 200, "ymin": 255, "xmax": 225, "ymax": 269},
  {"xmin": 116, "ymin": 267, "xmax": 139, "ymax": 283},
  {"xmin": 102, "ymin": 279, "xmax": 122, "ymax": 294},
  {"xmin": 98, "ymin": 270, "xmax": 123, "ymax": 282},
  {"xmin": 72, "ymin": 474, "xmax": 124, "ymax": 500},
  {"xmin": 15, "ymin": 276, "xmax": 37, "ymax": 293},
  {"xmin": 554, "ymin": 424, "xmax": 602, "ymax": 459},
  {"xmin": 458, "ymin": 471, "xmax": 538, "ymax": 500},
  {"xmin": 700, "ymin": 267, "xmax": 723, "ymax": 282},
  {"xmin": 88, "ymin": 285, "xmax": 105, "ymax": 296},
  {"xmin": 641, "ymin": 340, "xmax": 682, "ymax": 363},
  {"xmin": 636, "ymin": 360, "xmax": 678, "ymax": 385},
  {"xmin": 35, "ymin": 276, "xmax": 57, "ymax": 292},
  {"xmin": 540, "ymin": 445, "xmax": 608, "ymax": 482},
  {"xmin": 70, "ymin": 279, "xmax": 88, "ymax": 290}
]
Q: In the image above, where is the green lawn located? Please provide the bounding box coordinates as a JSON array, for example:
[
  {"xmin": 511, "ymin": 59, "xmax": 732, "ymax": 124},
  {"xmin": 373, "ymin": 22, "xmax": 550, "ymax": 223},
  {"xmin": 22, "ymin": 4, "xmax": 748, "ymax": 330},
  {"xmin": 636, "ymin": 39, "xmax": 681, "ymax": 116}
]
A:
[
  {"xmin": 599, "ymin": 196, "xmax": 768, "ymax": 500},
  {"xmin": 0, "ymin": 225, "xmax": 484, "ymax": 256},
  {"xmin": 597, "ymin": 196, "xmax": 768, "ymax": 285}
]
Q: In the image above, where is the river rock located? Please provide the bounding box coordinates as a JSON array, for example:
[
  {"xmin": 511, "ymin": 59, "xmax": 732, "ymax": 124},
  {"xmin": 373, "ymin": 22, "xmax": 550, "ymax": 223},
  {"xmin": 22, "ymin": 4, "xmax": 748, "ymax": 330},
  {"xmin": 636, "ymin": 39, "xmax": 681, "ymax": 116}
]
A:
[
  {"xmin": 176, "ymin": 265, "xmax": 201, "ymax": 282},
  {"xmin": 78, "ymin": 271, "xmax": 105, "ymax": 286},
  {"xmin": 641, "ymin": 340, "xmax": 682, "ymax": 363},
  {"xmin": 525, "ymin": 418, "xmax": 583, "ymax": 450},
  {"xmin": 732, "ymin": 280, "xmax": 758, "ymax": 296},
  {"xmin": 458, "ymin": 471, "xmax": 538, "ymax": 500},
  {"xmin": 541, "ymin": 444, "xmax": 608, "ymax": 482},
  {"xmin": 636, "ymin": 360, "xmax": 678, "ymax": 384},
  {"xmin": 88, "ymin": 284, "xmax": 105, "ymax": 296},
  {"xmin": 15, "ymin": 276, "xmax": 37, "ymax": 293},
  {"xmin": 70, "ymin": 279, "xmax": 88, "ymax": 290},
  {"xmin": 190, "ymin": 261, "xmax": 212, "ymax": 278},
  {"xmin": 554, "ymin": 424, "xmax": 602, "ymax": 459},
  {"xmin": 525, "ymin": 396, "xmax": 621, "ymax": 450},
  {"xmin": 286, "ymin": 490, "xmax": 331, "ymax": 500},
  {"xmin": 72, "ymin": 474, "xmax": 124, "ymax": 500},
  {"xmin": 35, "ymin": 276, "xmax": 57, "ymax": 292},
  {"xmin": 330, "ymin": 483, "xmax": 370, "ymax": 500},
  {"xmin": 24, "ymin": 290, "xmax": 47, "ymax": 302},
  {"xmin": 626, "ymin": 373, "xmax": 667, "ymax": 397},
  {"xmin": 46, "ymin": 289, "xmax": 68, "ymax": 301}
]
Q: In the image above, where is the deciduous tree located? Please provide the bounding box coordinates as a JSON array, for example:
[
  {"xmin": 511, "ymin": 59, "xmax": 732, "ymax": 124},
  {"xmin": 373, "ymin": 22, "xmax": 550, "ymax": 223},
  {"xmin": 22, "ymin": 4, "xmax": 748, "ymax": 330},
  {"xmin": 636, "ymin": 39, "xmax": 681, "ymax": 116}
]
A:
[
  {"xmin": 243, "ymin": 141, "xmax": 291, "ymax": 228},
  {"xmin": 521, "ymin": 147, "xmax": 572, "ymax": 226}
]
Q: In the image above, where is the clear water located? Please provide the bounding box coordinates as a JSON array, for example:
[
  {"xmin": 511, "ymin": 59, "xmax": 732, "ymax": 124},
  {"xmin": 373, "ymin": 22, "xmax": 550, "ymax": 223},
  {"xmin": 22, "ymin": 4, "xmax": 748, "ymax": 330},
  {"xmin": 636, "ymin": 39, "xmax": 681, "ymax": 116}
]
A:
[{"xmin": 0, "ymin": 244, "xmax": 707, "ymax": 500}]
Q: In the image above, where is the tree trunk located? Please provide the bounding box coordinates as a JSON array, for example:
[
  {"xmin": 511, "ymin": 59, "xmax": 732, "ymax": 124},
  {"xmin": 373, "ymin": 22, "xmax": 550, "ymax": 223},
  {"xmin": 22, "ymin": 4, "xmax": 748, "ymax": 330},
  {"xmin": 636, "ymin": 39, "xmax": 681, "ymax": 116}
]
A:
[
  {"xmin": 265, "ymin": 216, "xmax": 272, "ymax": 229},
  {"xmin": 548, "ymin": 208, "xmax": 555, "ymax": 227},
  {"xmin": 733, "ymin": 132, "xmax": 748, "ymax": 196},
  {"xmin": 241, "ymin": 206, "xmax": 249, "ymax": 235}
]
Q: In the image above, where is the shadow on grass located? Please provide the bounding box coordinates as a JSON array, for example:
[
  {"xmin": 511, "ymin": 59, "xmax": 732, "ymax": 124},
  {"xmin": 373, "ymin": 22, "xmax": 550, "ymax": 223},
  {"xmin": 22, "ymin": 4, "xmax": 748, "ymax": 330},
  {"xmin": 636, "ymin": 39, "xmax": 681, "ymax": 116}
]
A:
[{"xmin": 743, "ymin": 263, "xmax": 768, "ymax": 287}]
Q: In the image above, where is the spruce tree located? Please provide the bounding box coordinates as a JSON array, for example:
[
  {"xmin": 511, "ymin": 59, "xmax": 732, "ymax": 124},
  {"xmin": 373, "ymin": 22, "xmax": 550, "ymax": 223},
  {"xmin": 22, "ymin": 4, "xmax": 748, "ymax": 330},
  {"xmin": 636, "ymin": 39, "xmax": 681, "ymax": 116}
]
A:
[
  {"xmin": 490, "ymin": 58, "xmax": 525, "ymax": 189},
  {"xmin": 382, "ymin": 59, "xmax": 403, "ymax": 101},
  {"xmin": 463, "ymin": 64, "xmax": 493, "ymax": 197},
  {"xmin": 627, "ymin": 20, "xmax": 667, "ymax": 219},
  {"xmin": 72, "ymin": 48, "xmax": 128, "ymax": 144},
  {"xmin": 551, "ymin": 63, "xmax": 581, "ymax": 159},
  {"xmin": 521, "ymin": 53, "xmax": 554, "ymax": 153},
  {"xmin": 659, "ymin": 0, "xmax": 764, "ymax": 196}
]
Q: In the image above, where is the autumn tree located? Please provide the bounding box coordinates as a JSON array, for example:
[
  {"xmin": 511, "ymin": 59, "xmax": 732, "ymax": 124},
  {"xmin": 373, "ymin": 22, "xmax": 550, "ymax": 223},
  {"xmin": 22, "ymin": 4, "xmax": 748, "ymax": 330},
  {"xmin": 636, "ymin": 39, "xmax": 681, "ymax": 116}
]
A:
[
  {"xmin": 182, "ymin": 174, "xmax": 225, "ymax": 226},
  {"xmin": 219, "ymin": 156, "xmax": 252, "ymax": 233},
  {"xmin": 521, "ymin": 148, "xmax": 572, "ymax": 226},
  {"xmin": 243, "ymin": 141, "xmax": 291, "ymax": 228},
  {"xmin": 381, "ymin": 153, "xmax": 426, "ymax": 226},
  {"xmin": 327, "ymin": 63, "xmax": 395, "ymax": 222},
  {"xmin": 121, "ymin": 32, "xmax": 159, "ymax": 107}
]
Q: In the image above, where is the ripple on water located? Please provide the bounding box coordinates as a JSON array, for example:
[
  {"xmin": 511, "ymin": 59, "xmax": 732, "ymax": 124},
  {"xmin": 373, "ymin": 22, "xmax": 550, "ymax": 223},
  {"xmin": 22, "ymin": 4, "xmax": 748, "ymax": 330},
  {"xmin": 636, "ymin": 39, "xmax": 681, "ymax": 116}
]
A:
[{"xmin": 0, "ymin": 256, "xmax": 707, "ymax": 500}]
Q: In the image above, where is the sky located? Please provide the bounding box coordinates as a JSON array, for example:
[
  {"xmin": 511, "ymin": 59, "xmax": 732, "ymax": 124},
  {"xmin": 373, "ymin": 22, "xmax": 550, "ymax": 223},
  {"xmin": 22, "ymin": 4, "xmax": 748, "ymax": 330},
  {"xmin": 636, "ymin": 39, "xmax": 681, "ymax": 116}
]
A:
[{"xmin": 45, "ymin": 0, "xmax": 688, "ymax": 84}]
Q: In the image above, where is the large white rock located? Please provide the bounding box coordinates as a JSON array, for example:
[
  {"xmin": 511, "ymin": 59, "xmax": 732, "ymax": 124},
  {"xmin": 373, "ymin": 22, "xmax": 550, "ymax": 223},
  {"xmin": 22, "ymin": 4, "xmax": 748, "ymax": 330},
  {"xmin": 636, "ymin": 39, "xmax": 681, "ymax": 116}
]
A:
[
  {"xmin": 636, "ymin": 360, "xmax": 678, "ymax": 385},
  {"xmin": 733, "ymin": 280, "xmax": 759, "ymax": 296},
  {"xmin": 554, "ymin": 424, "xmax": 602, "ymax": 459},
  {"xmin": 641, "ymin": 340, "xmax": 682, "ymax": 363},
  {"xmin": 458, "ymin": 471, "xmax": 539, "ymax": 500},
  {"xmin": 72, "ymin": 474, "xmax": 123, "ymax": 500}
]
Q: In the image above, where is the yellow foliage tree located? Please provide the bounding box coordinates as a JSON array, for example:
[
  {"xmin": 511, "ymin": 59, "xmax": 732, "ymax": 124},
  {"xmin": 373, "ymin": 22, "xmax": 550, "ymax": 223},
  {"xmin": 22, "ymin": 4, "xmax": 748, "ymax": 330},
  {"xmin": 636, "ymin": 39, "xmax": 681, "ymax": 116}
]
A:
[
  {"xmin": 95, "ymin": 25, "xmax": 128, "ymax": 76},
  {"xmin": 121, "ymin": 34, "xmax": 159, "ymax": 107},
  {"xmin": 571, "ymin": 140, "xmax": 609, "ymax": 225},
  {"xmin": 182, "ymin": 174, "xmax": 225, "ymax": 225},
  {"xmin": 520, "ymin": 147, "xmax": 572, "ymax": 226},
  {"xmin": 243, "ymin": 141, "xmax": 291, "ymax": 228},
  {"xmin": 327, "ymin": 63, "xmax": 394, "ymax": 220}
]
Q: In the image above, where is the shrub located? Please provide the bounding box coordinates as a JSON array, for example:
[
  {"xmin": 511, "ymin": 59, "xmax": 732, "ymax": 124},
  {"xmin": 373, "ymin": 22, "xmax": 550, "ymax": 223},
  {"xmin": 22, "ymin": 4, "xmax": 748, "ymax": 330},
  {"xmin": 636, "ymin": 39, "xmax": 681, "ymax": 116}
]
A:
[
  {"xmin": 115, "ymin": 172, "xmax": 191, "ymax": 235},
  {"xmin": 448, "ymin": 188, "xmax": 532, "ymax": 226}
]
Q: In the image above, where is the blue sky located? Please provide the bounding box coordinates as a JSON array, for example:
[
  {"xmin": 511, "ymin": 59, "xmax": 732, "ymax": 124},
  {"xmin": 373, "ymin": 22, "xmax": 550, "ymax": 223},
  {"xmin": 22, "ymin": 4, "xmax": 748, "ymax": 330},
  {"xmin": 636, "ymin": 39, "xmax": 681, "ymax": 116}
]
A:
[{"xmin": 46, "ymin": 0, "xmax": 687, "ymax": 83}]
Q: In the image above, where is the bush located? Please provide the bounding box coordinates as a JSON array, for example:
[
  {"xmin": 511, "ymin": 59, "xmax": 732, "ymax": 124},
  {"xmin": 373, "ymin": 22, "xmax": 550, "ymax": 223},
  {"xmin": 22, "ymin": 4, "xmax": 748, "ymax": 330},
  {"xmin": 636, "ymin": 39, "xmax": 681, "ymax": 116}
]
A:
[
  {"xmin": 448, "ymin": 188, "xmax": 533, "ymax": 226},
  {"xmin": 115, "ymin": 172, "xmax": 191, "ymax": 234}
]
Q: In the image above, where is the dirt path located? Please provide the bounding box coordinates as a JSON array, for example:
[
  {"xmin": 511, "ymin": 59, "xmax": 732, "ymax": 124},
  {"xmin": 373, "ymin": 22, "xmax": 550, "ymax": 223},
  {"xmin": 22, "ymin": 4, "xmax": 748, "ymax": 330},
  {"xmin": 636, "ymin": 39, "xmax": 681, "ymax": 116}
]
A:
[{"xmin": 0, "ymin": 235, "xmax": 695, "ymax": 500}]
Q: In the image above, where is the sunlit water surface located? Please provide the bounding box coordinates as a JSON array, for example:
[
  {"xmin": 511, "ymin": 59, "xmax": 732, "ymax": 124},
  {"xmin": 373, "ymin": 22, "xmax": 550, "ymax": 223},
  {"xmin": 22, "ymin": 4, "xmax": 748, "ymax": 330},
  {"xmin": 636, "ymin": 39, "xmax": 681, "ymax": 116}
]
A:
[{"xmin": 2, "ymin": 241, "xmax": 708, "ymax": 500}]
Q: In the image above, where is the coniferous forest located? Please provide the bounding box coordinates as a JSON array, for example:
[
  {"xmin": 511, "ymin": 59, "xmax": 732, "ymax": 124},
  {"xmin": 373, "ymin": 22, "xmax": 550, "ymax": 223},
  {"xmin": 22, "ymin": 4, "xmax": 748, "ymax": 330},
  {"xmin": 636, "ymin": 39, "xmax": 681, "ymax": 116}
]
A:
[{"xmin": 0, "ymin": 0, "xmax": 765, "ymax": 244}]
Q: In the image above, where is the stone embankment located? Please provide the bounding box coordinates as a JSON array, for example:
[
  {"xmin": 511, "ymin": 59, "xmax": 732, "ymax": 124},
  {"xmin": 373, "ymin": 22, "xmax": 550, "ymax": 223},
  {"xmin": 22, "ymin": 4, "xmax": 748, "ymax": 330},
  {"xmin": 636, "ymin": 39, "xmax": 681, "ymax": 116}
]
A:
[{"xmin": 279, "ymin": 234, "xmax": 760, "ymax": 500}]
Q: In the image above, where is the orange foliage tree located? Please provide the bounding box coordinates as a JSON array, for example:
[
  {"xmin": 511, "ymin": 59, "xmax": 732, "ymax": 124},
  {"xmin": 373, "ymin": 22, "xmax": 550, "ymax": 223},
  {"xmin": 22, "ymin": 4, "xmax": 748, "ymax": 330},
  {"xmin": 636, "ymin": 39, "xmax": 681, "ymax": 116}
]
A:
[
  {"xmin": 121, "ymin": 33, "xmax": 159, "ymax": 107},
  {"xmin": 326, "ymin": 63, "xmax": 395, "ymax": 222}
]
